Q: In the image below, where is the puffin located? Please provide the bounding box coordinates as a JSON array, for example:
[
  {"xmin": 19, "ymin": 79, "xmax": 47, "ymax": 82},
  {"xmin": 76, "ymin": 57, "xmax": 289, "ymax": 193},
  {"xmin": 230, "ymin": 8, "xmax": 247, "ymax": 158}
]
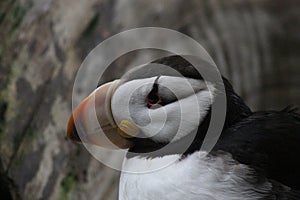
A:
[{"xmin": 67, "ymin": 55, "xmax": 300, "ymax": 200}]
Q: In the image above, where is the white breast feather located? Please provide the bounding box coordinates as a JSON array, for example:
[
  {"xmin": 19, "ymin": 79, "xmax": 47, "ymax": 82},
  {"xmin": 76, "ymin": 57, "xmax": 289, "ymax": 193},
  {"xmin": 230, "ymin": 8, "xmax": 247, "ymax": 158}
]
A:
[{"xmin": 119, "ymin": 152, "xmax": 273, "ymax": 200}]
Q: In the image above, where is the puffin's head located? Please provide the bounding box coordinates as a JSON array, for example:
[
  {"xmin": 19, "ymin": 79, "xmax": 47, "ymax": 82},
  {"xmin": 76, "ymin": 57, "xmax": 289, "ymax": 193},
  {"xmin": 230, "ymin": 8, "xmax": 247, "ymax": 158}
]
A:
[{"xmin": 67, "ymin": 55, "xmax": 217, "ymax": 155}]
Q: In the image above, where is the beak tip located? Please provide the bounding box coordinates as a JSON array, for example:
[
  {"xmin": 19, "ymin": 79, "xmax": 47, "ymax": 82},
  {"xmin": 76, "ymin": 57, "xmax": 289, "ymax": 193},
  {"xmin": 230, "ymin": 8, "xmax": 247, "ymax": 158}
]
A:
[{"xmin": 67, "ymin": 114, "xmax": 81, "ymax": 142}]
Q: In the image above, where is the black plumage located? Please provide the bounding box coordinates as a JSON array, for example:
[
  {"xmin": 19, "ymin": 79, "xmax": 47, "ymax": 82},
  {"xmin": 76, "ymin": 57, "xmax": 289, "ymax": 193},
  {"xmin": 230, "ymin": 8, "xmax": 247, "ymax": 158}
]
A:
[{"xmin": 214, "ymin": 109, "xmax": 300, "ymax": 190}]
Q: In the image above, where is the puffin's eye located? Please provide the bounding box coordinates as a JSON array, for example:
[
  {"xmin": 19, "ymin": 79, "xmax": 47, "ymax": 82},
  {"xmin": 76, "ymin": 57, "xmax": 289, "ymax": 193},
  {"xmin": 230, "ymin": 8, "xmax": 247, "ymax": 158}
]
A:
[
  {"xmin": 146, "ymin": 76, "xmax": 161, "ymax": 108},
  {"xmin": 146, "ymin": 93, "xmax": 161, "ymax": 108}
]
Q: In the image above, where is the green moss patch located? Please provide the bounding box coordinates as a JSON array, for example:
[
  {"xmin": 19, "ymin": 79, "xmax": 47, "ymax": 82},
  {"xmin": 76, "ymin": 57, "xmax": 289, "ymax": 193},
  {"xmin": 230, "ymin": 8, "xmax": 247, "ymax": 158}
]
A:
[{"xmin": 60, "ymin": 172, "xmax": 78, "ymax": 199}]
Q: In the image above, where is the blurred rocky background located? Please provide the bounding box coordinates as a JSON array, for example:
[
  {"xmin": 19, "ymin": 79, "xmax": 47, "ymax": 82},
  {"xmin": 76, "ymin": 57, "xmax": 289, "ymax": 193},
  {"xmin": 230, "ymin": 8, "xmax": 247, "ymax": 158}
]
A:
[{"xmin": 0, "ymin": 0, "xmax": 299, "ymax": 199}]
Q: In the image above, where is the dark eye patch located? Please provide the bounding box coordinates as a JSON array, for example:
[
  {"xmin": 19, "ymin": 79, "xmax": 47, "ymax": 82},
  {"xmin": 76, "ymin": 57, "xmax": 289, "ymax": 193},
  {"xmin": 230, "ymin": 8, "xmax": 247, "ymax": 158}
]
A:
[
  {"xmin": 146, "ymin": 83, "xmax": 178, "ymax": 108},
  {"xmin": 146, "ymin": 76, "xmax": 161, "ymax": 108},
  {"xmin": 147, "ymin": 92, "xmax": 160, "ymax": 105}
]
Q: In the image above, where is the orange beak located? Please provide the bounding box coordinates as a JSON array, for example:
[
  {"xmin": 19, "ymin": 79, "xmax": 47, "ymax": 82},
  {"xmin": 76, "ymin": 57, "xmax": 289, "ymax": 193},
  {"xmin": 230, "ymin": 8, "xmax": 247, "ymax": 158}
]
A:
[{"xmin": 67, "ymin": 80, "xmax": 133, "ymax": 149}]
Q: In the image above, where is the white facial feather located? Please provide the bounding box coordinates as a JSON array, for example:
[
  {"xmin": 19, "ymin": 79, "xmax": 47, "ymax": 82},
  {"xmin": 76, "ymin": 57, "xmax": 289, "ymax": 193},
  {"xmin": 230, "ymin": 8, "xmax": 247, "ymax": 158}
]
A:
[
  {"xmin": 119, "ymin": 152, "xmax": 274, "ymax": 200},
  {"xmin": 111, "ymin": 76, "xmax": 215, "ymax": 143}
]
